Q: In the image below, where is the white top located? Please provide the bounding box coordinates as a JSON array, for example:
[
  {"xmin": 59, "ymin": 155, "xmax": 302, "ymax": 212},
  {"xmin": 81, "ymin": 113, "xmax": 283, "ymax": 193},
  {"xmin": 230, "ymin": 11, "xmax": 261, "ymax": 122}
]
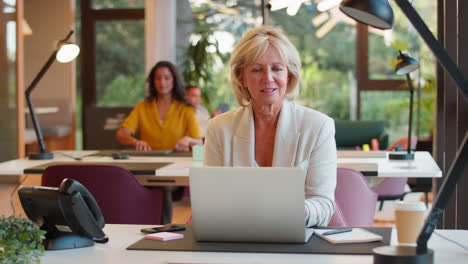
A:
[{"xmin": 40, "ymin": 224, "xmax": 468, "ymax": 264}]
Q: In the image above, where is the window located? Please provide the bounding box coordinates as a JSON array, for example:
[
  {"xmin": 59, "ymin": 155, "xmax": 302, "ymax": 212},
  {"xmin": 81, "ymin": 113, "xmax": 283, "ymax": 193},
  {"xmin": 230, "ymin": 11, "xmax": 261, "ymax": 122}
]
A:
[
  {"xmin": 269, "ymin": 1, "xmax": 436, "ymax": 143},
  {"xmin": 176, "ymin": 0, "xmax": 263, "ymax": 112},
  {"xmin": 92, "ymin": 0, "xmax": 144, "ymax": 10},
  {"xmin": 359, "ymin": 1, "xmax": 437, "ymax": 142},
  {"xmin": 270, "ymin": 3, "xmax": 357, "ymax": 120},
  {"xmin": 79, "ymin": 0, "xmax": 144, "ymax": 149},
  {"xmin": 95, "ymin": 20, "xmax": 145, "ymax": 106}
]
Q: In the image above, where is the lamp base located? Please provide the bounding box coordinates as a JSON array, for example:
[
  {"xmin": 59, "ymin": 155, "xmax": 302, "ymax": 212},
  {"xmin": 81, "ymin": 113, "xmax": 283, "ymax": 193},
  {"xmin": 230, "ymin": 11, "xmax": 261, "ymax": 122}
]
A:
[
  {"xmin": 28, "ymin": 152, "xmax": 54, "ymax": 160},
  {"xmin": 388, "ymin": 152, "xmax": 415, "ymax": 160},
  {"xmin": 373, "ymin": 246, "xmax": 433, "ymax": 264}
]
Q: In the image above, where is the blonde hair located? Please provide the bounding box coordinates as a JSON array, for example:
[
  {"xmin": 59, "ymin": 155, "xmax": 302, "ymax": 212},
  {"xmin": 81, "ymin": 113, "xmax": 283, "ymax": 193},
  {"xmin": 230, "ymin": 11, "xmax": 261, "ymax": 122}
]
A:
[{"xmin": 229, "ymin": 25, "xmax": 301, "ymax": 107}]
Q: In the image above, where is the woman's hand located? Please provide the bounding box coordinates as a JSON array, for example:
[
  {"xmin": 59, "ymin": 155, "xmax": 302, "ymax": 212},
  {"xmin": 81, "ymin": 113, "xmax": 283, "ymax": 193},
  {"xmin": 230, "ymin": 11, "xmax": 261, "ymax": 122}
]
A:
[
  {"xmin": 116, "ymin": 127, "xmax": 151, "ymax": 151},
  {"xmin": 173, "ymin": 136, "xmax": 192, "ymax": 152},
  {"xmin": 135, "ymin": 140, "xmax": 152, "ymax": 151}
]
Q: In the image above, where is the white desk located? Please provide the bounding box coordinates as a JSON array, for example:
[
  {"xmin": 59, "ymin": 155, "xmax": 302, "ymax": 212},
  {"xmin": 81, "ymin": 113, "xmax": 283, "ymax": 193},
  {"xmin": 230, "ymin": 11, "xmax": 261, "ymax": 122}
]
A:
[
  {"xmin": 41, "ymin": 224, "xmax": 468, "ymax": 264},
  {"xmin": 0, "ymin": 150, "xmax": 441, "ymax": 186},
  {"xmin": 337, "ymin": 151, "xmax": 442, "ymax": 177},
  {"xmin": 25, "ymin": 106, "xmax": 59, "ymax": 114}
]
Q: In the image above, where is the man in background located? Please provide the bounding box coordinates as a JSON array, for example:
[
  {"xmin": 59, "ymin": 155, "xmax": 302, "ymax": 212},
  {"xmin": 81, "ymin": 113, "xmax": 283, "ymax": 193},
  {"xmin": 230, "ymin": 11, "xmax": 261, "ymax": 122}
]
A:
[{"xmin": 186, "ymin": 85, "xmax": 224, "ymax": 136}]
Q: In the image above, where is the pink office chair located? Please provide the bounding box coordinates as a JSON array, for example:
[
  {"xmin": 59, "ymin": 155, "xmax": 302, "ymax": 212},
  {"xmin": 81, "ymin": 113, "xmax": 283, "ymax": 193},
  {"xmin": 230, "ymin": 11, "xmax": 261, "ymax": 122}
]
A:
[
  {"xmin": 42, "ymin": 164, "xmax": 164, "ymax": 225},
  {"xmin": 328, "ymin": 168, "xmax": 378, "ymax": 227},
  {"xmin": 371, "ymin": 177, "xmax": 408, "ymax": 210}
]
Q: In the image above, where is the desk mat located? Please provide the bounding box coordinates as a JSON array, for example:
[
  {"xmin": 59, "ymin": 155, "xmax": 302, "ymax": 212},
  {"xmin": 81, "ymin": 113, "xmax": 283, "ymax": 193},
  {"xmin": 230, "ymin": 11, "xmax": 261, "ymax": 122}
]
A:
[
  {"xmin": 94, "ymin": 150, "xmax": 192, "ymax": 157},
  {"xmin": 24, "ymin": 161, "xmax": 171, "ymax": 175},
  {"xmin": 127, "ymin": 225, "xmax": 391, "ymax": 255}
]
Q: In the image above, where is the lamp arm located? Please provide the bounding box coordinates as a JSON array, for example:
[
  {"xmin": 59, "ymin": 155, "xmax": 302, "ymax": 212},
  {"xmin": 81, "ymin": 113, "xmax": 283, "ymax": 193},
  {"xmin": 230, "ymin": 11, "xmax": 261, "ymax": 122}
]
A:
[
  {"xmin": 62, "ymin": 30, "xmax": 74, "ymax": 42},
  {"xmin": 394, "ymin": 0, "xmax": 468, "ymax": 99},
  {"xmin": 416, "ymin": 132, "xmax": 468, "ymax": 254},
  {"xmin": 406, "ymin": 74, "xmax": 414, "ymax": 154},
  {"xmin": 393, "ymin": 0, "xmax": 468, "ymax": 255},
  {"xmin": 25, "ymin": 51, "xmax": 58, "ymax": 95},
  {"xmin": 25, "ymin": 50, "xmax": 58, "ymax": 153}
]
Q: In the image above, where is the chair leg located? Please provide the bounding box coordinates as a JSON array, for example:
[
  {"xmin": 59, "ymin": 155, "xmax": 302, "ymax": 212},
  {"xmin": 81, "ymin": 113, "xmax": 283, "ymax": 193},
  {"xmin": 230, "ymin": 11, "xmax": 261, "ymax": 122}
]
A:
[
  {"xmin": 424, "ymin": 192, "xmax": 429, "ymax": 208},
  {"xmin": 379, "ymin": 200, "xmax": 384, "ymax": 211},
  {"xmin": 400, "ymin": 192, "xmax": 407, "ymax": 201},
  {"xmin": 161, "ymin": 186, "xmax": 174, "ymax": 224}
]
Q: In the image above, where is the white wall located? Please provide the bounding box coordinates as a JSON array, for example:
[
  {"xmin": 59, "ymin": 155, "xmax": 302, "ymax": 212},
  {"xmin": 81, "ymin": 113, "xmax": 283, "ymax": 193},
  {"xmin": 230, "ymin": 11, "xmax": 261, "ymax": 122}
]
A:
[{"xmin": 145, "ymin": 0, "xmax": 176, "ymax": 73}]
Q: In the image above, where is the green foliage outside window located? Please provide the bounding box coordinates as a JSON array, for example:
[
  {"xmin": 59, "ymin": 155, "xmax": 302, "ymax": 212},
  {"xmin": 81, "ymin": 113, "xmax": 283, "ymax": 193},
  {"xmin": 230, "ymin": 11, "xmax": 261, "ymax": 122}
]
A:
[{"xmin": 95, "ymin": 20, "xmax": 145, "ymax": 107}]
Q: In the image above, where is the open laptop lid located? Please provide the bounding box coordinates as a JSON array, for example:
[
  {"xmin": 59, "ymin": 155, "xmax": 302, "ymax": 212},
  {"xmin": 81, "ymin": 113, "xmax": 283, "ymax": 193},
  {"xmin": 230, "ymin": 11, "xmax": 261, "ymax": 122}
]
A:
[{"xmin": 189, "ymin": 167, "xmax": 312, "ymax": 243}]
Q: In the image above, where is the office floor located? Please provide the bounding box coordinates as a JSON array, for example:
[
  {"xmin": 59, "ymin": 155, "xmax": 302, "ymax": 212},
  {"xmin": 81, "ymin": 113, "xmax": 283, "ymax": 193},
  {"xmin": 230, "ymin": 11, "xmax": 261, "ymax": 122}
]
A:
[{"xmin": 171, "ymin": 192, "xmax": 433, "ymax": 227}]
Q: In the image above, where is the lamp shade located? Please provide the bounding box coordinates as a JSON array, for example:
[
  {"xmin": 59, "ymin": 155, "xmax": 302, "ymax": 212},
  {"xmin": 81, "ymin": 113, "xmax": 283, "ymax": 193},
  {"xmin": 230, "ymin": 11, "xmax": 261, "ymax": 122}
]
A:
[
  {"xmin": 395, "ymin": 51, "xmax": 419, "ymax": 75},
  {"xmin": 339, "ymin": 0, "xmax": 394, "ymax": 29},
  {"xmin": 56, "ymin": 43, "xmax": 80, "ymax": 63}
]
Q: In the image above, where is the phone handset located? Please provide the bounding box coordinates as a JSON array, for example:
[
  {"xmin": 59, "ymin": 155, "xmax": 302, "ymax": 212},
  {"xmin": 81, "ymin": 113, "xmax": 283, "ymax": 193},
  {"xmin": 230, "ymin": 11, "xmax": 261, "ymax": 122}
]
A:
[{"xmin": 58, "ymin": 178, "xmax": 108, "ymax": 243}]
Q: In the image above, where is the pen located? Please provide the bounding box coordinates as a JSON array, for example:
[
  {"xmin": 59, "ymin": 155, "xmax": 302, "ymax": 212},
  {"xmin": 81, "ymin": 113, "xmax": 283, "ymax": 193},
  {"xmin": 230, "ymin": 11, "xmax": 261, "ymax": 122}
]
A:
[{"xmin": 322, "ymin": 228, "xmax": 353, "ymax": 236}]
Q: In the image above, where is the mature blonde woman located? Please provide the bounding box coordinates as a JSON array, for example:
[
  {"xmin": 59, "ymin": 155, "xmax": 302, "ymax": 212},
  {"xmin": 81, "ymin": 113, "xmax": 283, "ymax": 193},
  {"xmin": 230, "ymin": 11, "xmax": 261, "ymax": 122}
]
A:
[{"xmin": 203, "ymin": 25, "xmax": 337, "ymax": 227}]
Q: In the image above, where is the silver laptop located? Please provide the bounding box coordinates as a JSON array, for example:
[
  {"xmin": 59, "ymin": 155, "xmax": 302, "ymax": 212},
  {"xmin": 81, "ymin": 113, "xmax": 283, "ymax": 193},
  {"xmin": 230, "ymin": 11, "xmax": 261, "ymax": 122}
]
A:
[{"xmin": 189, "ymin": 167, "xmax": 314, "ymax": 243}]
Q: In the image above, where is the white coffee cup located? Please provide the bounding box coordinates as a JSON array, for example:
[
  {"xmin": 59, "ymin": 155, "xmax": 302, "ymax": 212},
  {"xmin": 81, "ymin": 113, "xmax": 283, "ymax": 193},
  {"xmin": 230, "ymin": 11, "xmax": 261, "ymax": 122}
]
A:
[{"xmin": 394, "ymin": 201, "xmax": 426, "ymax": 245}]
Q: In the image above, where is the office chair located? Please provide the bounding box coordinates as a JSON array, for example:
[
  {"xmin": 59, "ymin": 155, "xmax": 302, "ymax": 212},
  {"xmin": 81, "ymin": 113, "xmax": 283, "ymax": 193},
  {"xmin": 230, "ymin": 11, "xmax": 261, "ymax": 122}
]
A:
[
  {"xmin": 371, "ymin": 177, "xmax": 409, "ymax": 211},
  {"xmin": 42, "ymin": 164, "xmax": 164, "ymax": 225},
  {"xmin": 328, "ymin": 168, "xmax": 378, "ymax": 227}
]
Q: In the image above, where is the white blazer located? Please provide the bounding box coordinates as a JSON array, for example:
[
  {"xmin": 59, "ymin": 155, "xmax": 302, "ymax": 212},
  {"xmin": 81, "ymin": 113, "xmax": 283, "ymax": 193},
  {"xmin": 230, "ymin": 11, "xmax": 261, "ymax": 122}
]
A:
[{"xmin": 204, "ymin": 99, "xmax": 337, "ymax": 227}]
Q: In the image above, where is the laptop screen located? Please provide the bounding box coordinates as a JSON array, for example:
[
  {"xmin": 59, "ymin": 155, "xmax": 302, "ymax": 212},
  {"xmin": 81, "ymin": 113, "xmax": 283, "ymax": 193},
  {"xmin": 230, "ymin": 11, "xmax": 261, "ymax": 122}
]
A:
[{"xmin": 189, "ymin": 167, "xmax": 310, "ymax": 243}]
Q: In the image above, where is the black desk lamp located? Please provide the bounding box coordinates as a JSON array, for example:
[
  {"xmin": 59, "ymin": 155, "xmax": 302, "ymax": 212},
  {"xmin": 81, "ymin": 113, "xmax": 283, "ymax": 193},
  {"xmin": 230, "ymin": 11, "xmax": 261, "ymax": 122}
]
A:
[
  {"xmin": 25, "ymin": 30, "xmax": 79, "ymax": 160},
  {"xmin": 339, "ymin": 0, "xmax": 468, "ymax": 264},
  {"xmin": 388, "ymin": 51, "xmax": 419, "ymax": 160}
]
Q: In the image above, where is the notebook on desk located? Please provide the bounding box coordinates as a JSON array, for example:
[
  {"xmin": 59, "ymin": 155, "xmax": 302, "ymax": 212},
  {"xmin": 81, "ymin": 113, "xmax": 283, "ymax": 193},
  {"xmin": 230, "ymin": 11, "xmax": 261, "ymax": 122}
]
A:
[{"xmin": 189, "ymin": 167, "xmax": 313, "ymax": 243}]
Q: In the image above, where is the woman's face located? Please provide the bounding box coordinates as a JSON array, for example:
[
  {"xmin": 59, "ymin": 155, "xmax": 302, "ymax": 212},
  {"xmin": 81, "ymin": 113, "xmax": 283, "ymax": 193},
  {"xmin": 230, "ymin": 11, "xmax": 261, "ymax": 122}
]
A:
[
  {"xmin": 153, "ymin": 67, "xmax": 174, "ymax": 96},
  {"xmin": 242, "ymin": 45, "xmax": 289, "ymax": 107}
]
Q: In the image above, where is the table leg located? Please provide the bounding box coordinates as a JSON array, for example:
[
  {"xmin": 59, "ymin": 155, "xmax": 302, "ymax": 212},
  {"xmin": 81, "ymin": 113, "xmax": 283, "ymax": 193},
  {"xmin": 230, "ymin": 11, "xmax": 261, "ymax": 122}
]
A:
[{"xmin": 161, "ymin": 186, "xmax": 174, "ymax": 224}]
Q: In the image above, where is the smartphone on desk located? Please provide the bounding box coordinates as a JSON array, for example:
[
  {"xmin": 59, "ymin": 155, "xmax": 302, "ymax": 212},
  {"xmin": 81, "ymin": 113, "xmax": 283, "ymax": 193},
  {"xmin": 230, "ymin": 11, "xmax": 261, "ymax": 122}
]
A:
[{"xmin": 140, "ymin": 225, "xmax": 186, "ymax": 234}]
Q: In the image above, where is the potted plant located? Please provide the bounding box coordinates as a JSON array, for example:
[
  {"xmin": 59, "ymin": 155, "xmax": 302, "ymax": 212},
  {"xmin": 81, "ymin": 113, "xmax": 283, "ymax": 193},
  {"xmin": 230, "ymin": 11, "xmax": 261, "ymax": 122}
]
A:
[{"xmin": 0, "ymin": 215, "xmax": 46, "ymax": 264}]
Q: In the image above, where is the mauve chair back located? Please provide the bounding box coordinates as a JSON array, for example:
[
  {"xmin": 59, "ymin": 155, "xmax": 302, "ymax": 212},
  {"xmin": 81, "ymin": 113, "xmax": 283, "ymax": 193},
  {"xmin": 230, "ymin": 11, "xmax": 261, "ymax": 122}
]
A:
[
  {"xmin": 329, "ymin": 168, "xmax": 378, "ymax": 227},
  {"xmin": 371, "ymin": 177, "xmax": 408, "ymax": 196},
  {"xmin": 42, "ymin": 164, "xmax": 163, "ymax": 225}
]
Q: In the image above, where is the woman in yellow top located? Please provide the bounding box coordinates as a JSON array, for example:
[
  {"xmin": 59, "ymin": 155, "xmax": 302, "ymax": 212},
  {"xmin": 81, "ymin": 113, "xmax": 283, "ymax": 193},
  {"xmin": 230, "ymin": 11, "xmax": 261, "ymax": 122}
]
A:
[{"xmin": 116, "ymin": 61, "xmax": 203, "ymax": 151}]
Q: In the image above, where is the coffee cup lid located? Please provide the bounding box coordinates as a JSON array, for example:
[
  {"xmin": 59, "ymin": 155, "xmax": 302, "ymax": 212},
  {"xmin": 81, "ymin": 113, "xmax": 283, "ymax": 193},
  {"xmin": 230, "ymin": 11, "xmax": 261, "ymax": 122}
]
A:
[{"xmin": 395, "ymin": 201, "xmax": 426, "ymax": 211}]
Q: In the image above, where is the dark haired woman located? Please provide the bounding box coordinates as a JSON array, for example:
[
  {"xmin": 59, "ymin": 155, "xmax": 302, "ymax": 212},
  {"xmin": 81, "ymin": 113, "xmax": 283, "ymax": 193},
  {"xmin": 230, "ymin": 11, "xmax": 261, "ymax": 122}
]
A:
[{"xmin": 116, "ymin": 61, "xmax": 202, "ymax": 151}]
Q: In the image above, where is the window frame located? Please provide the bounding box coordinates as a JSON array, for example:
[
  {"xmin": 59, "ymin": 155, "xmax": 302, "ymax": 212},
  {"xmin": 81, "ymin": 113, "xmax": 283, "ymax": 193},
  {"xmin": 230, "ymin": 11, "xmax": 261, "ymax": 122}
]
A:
[{"xmin": 355, "ymin": 24, "xmax": 405, "ymax": 119}]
